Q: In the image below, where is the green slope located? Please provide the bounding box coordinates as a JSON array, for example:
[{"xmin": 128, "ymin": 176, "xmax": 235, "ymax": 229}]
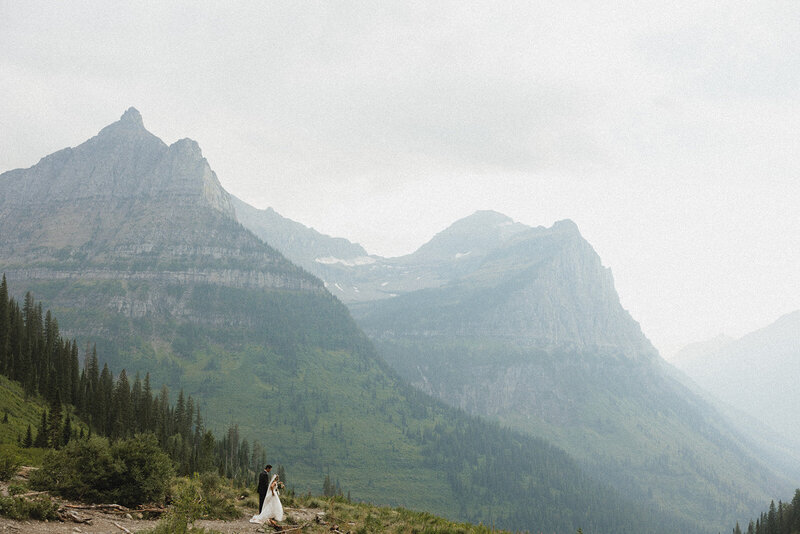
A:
[
  {"xmin": 0, "ymin": 374, "xmax": 88, "ymax": 465},
  {"xmin": 4, "ymin": 278, "xmax": 700, "ymax": 534}
]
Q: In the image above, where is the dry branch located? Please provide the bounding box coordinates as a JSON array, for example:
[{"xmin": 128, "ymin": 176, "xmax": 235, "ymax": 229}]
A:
[
  {"xmin": 63, "ymin": 503, "xmax": 129, "ymax": 512},
  {"xmin": 278, "ymin": 521, "xmax": 311, "ymax": 533},
  {"xmin": 15, "ymin": 490, "xmax": 50, "ymax": 498}
]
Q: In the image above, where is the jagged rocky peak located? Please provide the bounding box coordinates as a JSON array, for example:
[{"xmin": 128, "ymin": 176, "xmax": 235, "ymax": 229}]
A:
[
  {"xmin": 94, "ymin": 106, "xmax": 156, "ymax": 142},
  {"xmin": 121, "ymin": 106, "xmax": 144, "ymax": 126},
  {"xmin": 0, "ymin": 107, "xmax": 234, "ymax": 218}
]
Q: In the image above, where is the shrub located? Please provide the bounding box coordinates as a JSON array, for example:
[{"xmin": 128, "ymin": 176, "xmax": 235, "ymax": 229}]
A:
[
  {"xmin": 145, "ymin": 476, "xmax": 223, "ymax": 534},
  {"xmin": 199, "ymin": 472, "xmax": 238, "ymax": 520},
  {"xmin": 30, "ymin": 436, "xmax": 117, "ymax": 502},
  {"xmin": 8, "ymin": 483, "xmax": 26, "ymax": 496},
  {"xmin": 0, "ymin": 495, "xmax": 59, "ymax": 521},
  {"xmin": 110, "ymin": 433, "xmax": 174, "ymax": 506},
  {"xmin": 0, "ymin": 453, "xmax": 20, "ymax": 481},
  {"xmin": 30, "ymin": 433, "xmax": 173, "ymax": 506}
]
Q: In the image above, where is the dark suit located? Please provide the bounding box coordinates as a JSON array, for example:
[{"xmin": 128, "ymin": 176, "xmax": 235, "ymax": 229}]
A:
[{"xmin": 257, "ymin": 470, "xmax": 272, "ymax": 512}]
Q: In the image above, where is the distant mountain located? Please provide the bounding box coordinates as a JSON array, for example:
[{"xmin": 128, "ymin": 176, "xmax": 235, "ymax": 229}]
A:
[
  {"xmin": 236, "ymin": 204, "xmax": 798, "ymax": 530},
  {"xmin": 673, "ymin": 311, "xmax": 800, "ymax": 444},
  {"xmin": 231, "ymin": 196, "xmax": 367, "ymax": 269},
  {"xmin": 670, "ymin": 334, "xmax": 734, "ymax": 368},
  {"xmin": 0, "ymin": 109, "xmax": 686, "ymax": 533}
]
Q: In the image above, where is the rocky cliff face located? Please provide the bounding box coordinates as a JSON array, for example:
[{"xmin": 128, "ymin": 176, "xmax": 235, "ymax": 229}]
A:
[
  {"xmin": 343, "ymin": 213, "xmax": 656, "ymax": 359},
  {"xmin": 0, "ymin": 108, "xmax": 318, "ymax": 297},
  {"xmin": 235, "ymin": 204, "xmax": 655, "ymax": 356}
]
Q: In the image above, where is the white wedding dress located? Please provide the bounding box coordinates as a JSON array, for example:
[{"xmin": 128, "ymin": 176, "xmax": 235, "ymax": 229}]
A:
[{"xmin": 250, "ymin": 474, "xmax": 284, "ymax": 524}]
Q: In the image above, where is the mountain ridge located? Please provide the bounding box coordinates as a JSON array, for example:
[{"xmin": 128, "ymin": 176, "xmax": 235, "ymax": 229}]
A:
[
  {"xmin": 232, "ymin": 195, "xmax": 798, "ymax": 530},
  {"xmin": 0, "ymin": 108, "xmax": 689, "ymax": 533}
]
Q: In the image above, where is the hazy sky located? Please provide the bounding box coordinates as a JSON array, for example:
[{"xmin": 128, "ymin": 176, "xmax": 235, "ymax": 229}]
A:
[{"xmin": 2, "ymin": 1, "xmax": 799, "ymax": 357}]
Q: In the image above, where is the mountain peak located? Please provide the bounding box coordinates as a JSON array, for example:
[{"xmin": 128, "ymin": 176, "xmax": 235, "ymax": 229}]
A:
[
  {"xmin": 120, "ymin": 107, "xmax": 144, "ymax": 126},
  {"xmin": 95, "ymin": 107, "xmax": 154, "ymax": 142},
  {"xmin": 551, "ymin": 218, "xmax": 581, "ymax": 235}
]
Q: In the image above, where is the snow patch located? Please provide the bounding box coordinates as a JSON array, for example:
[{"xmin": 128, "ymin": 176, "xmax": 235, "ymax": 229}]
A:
[
  {"xmin": 315, "ymin": 256, "xmax": 376, "ymax": 267},
  {"xmin": 333, "ymin": 283, "xmax": 344, "ymax": 292},
  {"xmin": 455, "ymin": 251, "xmax": 472, "ymax": 259},
  {"xmin": 381, "ymin": 282, "xmax": 389, "ymax": 287}
]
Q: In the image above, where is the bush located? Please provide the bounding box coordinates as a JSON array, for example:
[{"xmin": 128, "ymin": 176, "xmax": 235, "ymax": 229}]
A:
[
  {"xmin": 0, "ymin": 495, "xmax": 59, "ymax": 521},
  {"xmin": 31, "ymin": 436, "xmax": 117, "ymax": 502},
  {"xmin": 145, "ymin": 476, "xmax": 223, "ymax": 534},
  {"xmin": 110, "ymin": 433, "xmax": 174, "ymax": 506},
  {"xmin": 0, "ymin": 453, "xmax": 20, "ymax": 481},
  {"xmin": 30, "ymin": 433, "xmax": 173, "ymax": 506},
  {"xmin": 8, "ymin": 483, "xmax": 26, "ymax": 496},
  {"xmin": 199, "ymin": 472, "xmax": 238, "ymax": 520}
]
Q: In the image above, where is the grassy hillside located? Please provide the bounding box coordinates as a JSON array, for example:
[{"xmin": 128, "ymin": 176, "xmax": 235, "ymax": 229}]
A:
[
  {"xmin": 2, "ymin": 280, "xmax": 697, "ymax": 533},
  {"xmin": 0, "ymin": 375, "xmax": 88, "ymax": 466}
]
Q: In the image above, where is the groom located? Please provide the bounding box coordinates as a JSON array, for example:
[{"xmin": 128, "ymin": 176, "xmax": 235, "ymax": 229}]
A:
[{"xmin": 257, "ymin": 464, "xmax": 272, "ymax": 512}]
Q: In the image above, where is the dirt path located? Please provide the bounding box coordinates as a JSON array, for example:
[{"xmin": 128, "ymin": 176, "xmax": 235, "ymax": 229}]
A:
[{"xmin": 0, "ymin": 506, "xmax": 324, "ymax": 533}]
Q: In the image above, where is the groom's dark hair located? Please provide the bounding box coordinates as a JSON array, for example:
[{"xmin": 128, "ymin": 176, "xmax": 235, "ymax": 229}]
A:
[{"xmin": 265, "ymin": 464, "xmax": 272, "ymax": 470}]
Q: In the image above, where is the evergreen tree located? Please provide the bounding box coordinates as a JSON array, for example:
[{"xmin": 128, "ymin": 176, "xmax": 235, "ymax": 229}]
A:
[
  {"xmin": 47, "ymin": 390, "xmax": 63, "ymax": 449},
  {"xmin": 790, "ymin": 490, "xmax": 800, "ymax": 533},
  {"xmin": 767, "ymin": 500, "xmax": 777, "ymax": 534},
  {"xmin": 69, "ymin": 341, "xmax": 79, "ymax": 405},
  {"xmin": 33, "ymin": 410, "xmax": 49, "ymax": 448},
  {"xmin": 198, "ymin": 430, "xmax": 216, "ymax": 473},
  {"xmin": 174, "ymin": 389, "xmax": 187, "ymax": 440},
  {"xmin": 23, "ymin": 424, "xmax": 33, "ymax": 448},
  {"xmin": 0, "ymin": 274, "xmax": 9, "ymax": 375},
  {"xmin": 131, "ymin": 373, "xmax": 143, "ymax": 433},
  {"xmin": 155, "ymin": 384, "xmax": 170, "ymax": 445},
  {"xmin": 85, "ymin": 344, "xmax": 99, "ymax": 429},
  {"xmin": 62, "ymin": 413, "xmax": 73, "ymax": 446},
  {"xmin": 98, "ymin": 363, "xmax": 113, "ymax": 435},
  {"xmin": 112, "ymin": 369, "xmax": 131, "ymax": 439},
  {"xmin": 142, "ymin": 372, "xmax": 153, "ymax": 432}
]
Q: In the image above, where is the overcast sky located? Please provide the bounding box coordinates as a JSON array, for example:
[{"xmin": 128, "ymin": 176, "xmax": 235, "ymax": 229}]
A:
[{"xmin": 2, "ymin": 1, "xmax": 799, "ymax": 358}]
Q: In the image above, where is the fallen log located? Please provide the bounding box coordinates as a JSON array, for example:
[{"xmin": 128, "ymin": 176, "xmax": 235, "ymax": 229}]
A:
[
  {"xmin": 59, "ymin": 508, "xmax": 93, "ymax": 524},
  {"xmin": 112, "ymin": 521, "xmax": 133, "ymax": 533},
  {"xmin": 63, "ymin": 503, "xmax": 129, "ymax": 512},
  {"xmin": 278, "ymin": 521, "xmax": 311, "ymax": 533},
  {"xmin": 15, "ymin": 490, "xmax": 50, "ymax": 498}
]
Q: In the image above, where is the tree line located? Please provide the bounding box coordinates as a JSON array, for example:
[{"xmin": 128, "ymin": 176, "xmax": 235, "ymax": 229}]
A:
[
  {"xmin": 733, "ymin": 491, "xmax": 800, "ymax": 534},
  {"xmin": 0, "ymin": 275, "xmax": 269, "ymax": 486}
]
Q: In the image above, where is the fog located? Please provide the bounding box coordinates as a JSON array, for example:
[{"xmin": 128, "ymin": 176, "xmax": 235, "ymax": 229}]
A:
[{"xmin": 2, "ymin": 1, "xmax": 799, "ymax": 356}]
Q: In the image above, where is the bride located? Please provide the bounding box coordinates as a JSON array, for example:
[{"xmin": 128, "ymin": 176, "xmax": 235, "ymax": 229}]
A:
[{"xmin": 250, "ymin": 474, "xmax": 284, "ymax": 525}]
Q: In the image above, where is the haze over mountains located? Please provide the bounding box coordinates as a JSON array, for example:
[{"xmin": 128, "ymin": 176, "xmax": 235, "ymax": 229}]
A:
[
  {"xmin": 1, "ymin": 108, "xmax": 798, "ymax": 532},
  {"xmin": 237, "ymin": 176, "xmax": 800, "ymax": 528},
  {"xmin": 673, "ymin": 311, "xmax": 800, "ymax": 444}
]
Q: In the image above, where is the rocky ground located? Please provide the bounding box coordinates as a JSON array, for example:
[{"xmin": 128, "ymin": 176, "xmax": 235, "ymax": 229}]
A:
[
  {"xmin": 0, "ymin": 475, "xmax": 331, "ymax": 534},
  {"xmin": 0, "ymin": 505, "xmax": 328, "ymax": 533}
]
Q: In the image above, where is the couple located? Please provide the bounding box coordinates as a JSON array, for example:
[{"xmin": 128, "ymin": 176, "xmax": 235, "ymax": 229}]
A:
[{"xmin": 250, "ymin": 464, "xmax": 284, "ymax": 526}]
